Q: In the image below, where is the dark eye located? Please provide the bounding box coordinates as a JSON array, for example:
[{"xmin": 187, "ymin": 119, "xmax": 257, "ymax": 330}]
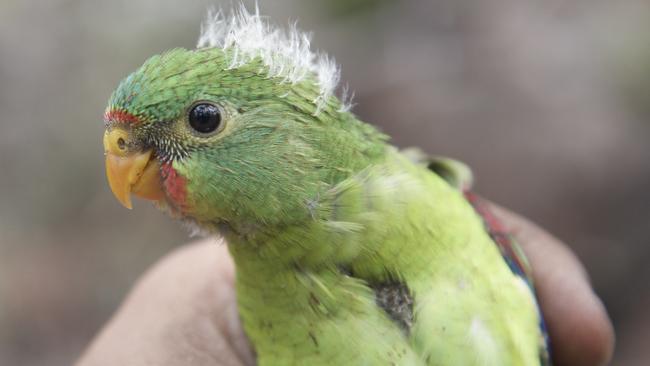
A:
[{"xmin": 188, "ymin": 103, "xmax": 221, "ymax": 134}]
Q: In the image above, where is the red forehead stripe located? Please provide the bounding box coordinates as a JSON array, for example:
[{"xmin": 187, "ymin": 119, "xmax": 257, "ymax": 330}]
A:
[{"xmin": 104, "ymin": 109, "xmax": 141, "ymax": 125}]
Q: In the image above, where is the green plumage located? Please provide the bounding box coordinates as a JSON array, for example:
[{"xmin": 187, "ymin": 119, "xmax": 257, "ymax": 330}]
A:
[
  {"xmin": 224, "ymin": 150, "xmax": 544, "ymax": 365},
  {"xmin": 105, "ymin": 9, "xmax": 547, "ymax": 365}
]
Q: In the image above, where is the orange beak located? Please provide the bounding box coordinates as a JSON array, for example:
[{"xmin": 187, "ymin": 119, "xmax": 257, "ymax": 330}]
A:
[{"xmin": 103, "ymin": 129, "xmax": 165, "ymax": 209}]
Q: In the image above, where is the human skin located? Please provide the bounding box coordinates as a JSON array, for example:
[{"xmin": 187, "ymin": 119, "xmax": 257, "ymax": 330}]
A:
[{"xmin": 76, "ymin": 205, "xmax": 615, "ymax": 366}]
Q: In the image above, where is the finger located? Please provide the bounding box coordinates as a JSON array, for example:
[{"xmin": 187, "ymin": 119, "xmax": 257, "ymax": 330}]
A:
[
  {"xmin": 77, "ymin": 240, "xmax": 254, "ymax": 366},
  {"xmin": 491, "ymin": 204, "xmax": 615, "ymax": 366}
]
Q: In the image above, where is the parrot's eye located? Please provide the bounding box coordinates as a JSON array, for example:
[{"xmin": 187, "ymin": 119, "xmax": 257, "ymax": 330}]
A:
[{"xmin": 188, "ymin": 103, "xmax": 222, "ymax": 134}]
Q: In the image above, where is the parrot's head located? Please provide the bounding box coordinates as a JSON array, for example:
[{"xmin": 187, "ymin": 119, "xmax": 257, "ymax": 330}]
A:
[{"xmin": 102, "ymin": 8, "xmax": 386, "ymax": 234}]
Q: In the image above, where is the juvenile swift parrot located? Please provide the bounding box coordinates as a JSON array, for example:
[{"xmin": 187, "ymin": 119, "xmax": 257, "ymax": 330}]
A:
[{"xmin": 102, "ymin": 6, "xmax": 550, "ymax": 365}]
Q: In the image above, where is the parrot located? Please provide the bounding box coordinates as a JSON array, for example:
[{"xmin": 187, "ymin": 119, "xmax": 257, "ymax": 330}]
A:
[{"xmin": 102, "ymin": 6, "xmax": 551, "ymax": 366}]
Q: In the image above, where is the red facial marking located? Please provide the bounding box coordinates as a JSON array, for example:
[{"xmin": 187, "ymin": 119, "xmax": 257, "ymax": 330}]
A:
[
  {"xmin": 104, "ymin": 109, "xmax": 141, "ymax": 125},
  {"xmin": 161, "ymin": 162, "xmax": 188, "ymax": 209}
]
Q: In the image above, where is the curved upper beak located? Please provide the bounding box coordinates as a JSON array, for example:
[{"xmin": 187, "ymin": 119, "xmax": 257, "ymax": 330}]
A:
[{"xmin": 103, "ymin": 129, "xmax": 165, "ymax": 209}]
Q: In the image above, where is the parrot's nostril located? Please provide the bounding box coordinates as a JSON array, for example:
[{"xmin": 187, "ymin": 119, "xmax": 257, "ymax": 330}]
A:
[{"xmin": 104, "ymin": 129, "xmax": 131, "ymax": 157}]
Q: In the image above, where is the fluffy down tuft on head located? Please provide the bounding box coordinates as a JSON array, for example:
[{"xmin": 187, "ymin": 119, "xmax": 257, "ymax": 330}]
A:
[{"xmin": 196, "ymin": 4, "xmax": 351, "ymax": 112}]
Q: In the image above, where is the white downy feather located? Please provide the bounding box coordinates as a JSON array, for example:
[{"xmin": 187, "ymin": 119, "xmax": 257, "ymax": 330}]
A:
[{"xmin": 197, "ymin": 4, "xmax": 351, "ymax": 113}]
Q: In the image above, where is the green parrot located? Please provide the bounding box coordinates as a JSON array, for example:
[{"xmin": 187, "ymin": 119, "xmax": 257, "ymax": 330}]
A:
[{"xmin": 102, "ymin": 6, "xmax": 550, "ymax": 366}]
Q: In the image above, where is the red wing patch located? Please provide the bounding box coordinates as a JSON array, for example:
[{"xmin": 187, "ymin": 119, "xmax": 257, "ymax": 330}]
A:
[{"xmin": 463, "ymin": 191, "xmax": 533, "ymax": 283}]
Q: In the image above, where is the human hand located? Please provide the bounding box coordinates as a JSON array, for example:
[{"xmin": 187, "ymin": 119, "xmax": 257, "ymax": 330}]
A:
[{"xmin": 76, "ymin": 206, "xmax": 614, "ymax": 366}]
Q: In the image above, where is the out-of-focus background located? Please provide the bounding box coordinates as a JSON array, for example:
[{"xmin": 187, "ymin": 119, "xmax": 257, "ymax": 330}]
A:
[{"xmin": 0, "ymin": 0, "xmax": 648, "ymax": 364}]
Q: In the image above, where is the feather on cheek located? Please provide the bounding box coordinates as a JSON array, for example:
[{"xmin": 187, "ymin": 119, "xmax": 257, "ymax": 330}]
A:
[{"xmin": 161, "ymin": 162, "xmax": 188, "ymax": 209}]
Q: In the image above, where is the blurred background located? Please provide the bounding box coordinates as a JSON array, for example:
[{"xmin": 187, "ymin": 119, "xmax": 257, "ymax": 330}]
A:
[{"xmin": 0, "ymin": 0, "xmax": 648, "ymax": 364}]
